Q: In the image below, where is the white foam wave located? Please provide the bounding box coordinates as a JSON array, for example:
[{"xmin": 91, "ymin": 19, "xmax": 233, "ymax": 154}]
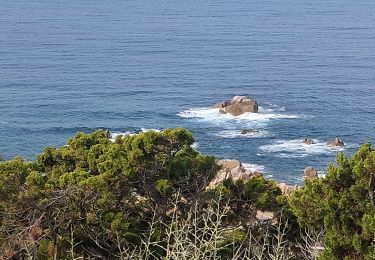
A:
[
  {"xmin": 140, "ymin": 128, "xmax": 161, "ymax": 133},
  {"xmin": 191, "ymin": 142, "xmax": 199, "ymax": 149},
  {"xmin": 259, "ymin": 139, "xmax": 345, "ymax": 158},
  {"xmin": 178, "ymin": 107, "xmax": 300, "ymax": 126},
  {"xmin": 110, "ymin": 131, "xmax": 134, "ymax": 141},
  {"xmin": 317, "ymin": 171, "xmax": 326, "ymax": 178},
  {"xmin": 258, "ymin": 106, "xmax": 286, "ymax": 113},
  {"xmin": 242, "ymin": 163, "xmax": 265, "ymax": 173},
  {"xmin": 109, "ymin": 128, "xmax": 162, "ymax": 142},
  {"xmin": 215, "ymin": 130, "xmax": 270, "ymax": 138}
]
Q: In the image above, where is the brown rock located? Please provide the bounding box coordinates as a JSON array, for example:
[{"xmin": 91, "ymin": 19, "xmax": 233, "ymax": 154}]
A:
[
  {"xmin": 278, "ymin": 183, "xmax": 297, "ymax": 196},
  {"xmin": 303, "ymin": 138, "xmax": 315, "ymax": 145},
  {"xmin": 230, "ymin": 165, "xmax": 246, "ymax": 179},
  {"xmin": 327, "ymin": 138, "xmax": 345, "ymax": 147},
  {"xmin": 217, "ymin": 159, "xmax": 241, "ymax": 171},
  {"xmin": 304, "ymin": 166, "xmax": 318, "ymax": 180},
  {"xmin": 214, "ymin": 96, "xmax": 258, "ymax": 116}
]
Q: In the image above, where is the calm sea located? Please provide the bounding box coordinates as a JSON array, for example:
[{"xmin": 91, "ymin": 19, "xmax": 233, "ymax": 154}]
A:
[{"xmin": 1, "ymin": 0, "xmax": 374, "ymax": 184}]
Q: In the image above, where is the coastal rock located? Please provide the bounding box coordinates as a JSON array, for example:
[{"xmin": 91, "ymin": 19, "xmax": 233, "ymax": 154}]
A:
[
  {"xmin": 241, "ymin": 129, "xmax": 259, "ymax": 135},
  {"xmin": 230, "ymin": 165, "xmax": 246, "ymax": 179},
  {"xmin": 219, "ymin": 109, "xmax": 227, "ymax": 114},
  {"xmin": 278, "ymin": 183, "xmax": 297, "ymax": 196},
  {"xmin": 303, "ymin": 138, "xmax": 315, "ymax": 145},
  {"xmin": 208, "ymin": 159, "xmax": 263, "ymax": 188},
  {"xmin": 304, "ymin": 166, "xmax": 318, "ymax": 180},
  {"xmin": 327, "ymin": 138, "xmax": 345, "ymax": 147},
  {"xmin": 217, "ymin": 159, "xmax": 241, "ymax": 171},
  {"xmin": 214, "ymin": 96, "xmax": 258, "ymax": 116}
]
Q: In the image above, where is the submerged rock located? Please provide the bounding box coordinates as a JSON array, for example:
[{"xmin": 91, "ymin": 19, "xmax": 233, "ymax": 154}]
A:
[
  {"xmin": 327, "ymin": 138, "xmax": 345, "ymax": 147},
  {"xmin": 214, "ymin": 96, "xmax": 258, "ymax": 116}
]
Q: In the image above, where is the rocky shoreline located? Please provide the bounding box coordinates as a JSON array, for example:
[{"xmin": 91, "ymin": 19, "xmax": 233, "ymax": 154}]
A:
[
  {"xmin": 209, "ymin": 158, "xmax": 298, "ymax": 196},
  {"xmin": 208, "ymin": 158, "xmax": 327, "ymax": 196}
]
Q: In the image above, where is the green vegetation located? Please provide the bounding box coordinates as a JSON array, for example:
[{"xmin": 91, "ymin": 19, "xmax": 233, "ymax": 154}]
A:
[
  {"xmin": 290, "ymin": 144, "xmax": 375, "ymax": 259},
  {"xmin": 0, "ymin": 128, "xmax": 374, "ymax": 259}
]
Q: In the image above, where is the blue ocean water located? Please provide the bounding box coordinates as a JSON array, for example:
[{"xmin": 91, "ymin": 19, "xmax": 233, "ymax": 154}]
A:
[{"xmin": 0, "ymin": 0, "xmax": 374, "ymax": 184}]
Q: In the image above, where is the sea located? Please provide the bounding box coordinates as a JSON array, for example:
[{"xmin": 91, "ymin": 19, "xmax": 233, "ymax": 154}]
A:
[{"xmin": 0, "ymin": 0, "xmax": 374, "ymax": 184}]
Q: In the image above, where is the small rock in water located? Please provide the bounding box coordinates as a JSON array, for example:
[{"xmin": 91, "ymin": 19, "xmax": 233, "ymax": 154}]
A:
[
  {"xmin": 327, "ymin": 138, "xmax": 345, "ymax": 147},
  {"xmin": 302, "ymin": 138, "xmax": 315, "ymax": 145},
  {"xmin": 241, "ymin": 129, "xmax": 259, "ymax": 135}
]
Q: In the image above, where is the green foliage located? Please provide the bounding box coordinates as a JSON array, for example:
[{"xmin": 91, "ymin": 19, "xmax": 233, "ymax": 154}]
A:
[
  {"xmin": 218, "ymin": 177, "xmax": 283, "ymax": 219},
  {"xmin": 0, "ymin": 128, "xmax": 219, "ymax": 258},
  {"xmin": 155, "ymin": 179, "xmax": 171, "ymax": 194},
  {"xmin": 290, "ymin": 144, "xmax": 375, "ymax": 259},
  {"xmin": 4, "ymin": 128, "xmax": 373, "ymax": 259}
]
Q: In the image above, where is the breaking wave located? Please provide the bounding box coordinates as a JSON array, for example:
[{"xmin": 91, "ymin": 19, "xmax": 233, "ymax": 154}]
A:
[
  {"xmin": 242, "ymin": 163, "xmax": 265, "ymax": 173},
  {"xmin": 258, "ymin": 139, "xmax": 346, "ymax": 158},
  {"xmin": 109, "ymin": 128, "xmax": 161, "ymax": 142},
  {"xmin": 215, "ymin": 129, "xmax": 271, "ymax": 138},
  {"xmin": 178, "ymin": 107, "xmax": 300, "ymax": 126}
]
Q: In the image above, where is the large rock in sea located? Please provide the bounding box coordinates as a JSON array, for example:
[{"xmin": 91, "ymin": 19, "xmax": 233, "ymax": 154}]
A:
[
  {"xmin": 214, "ymin": 96, "xmax": 258, "ymax": 116},
  {"xmin": 327, "ymin": 138, "xmax": 345, "ymax": 147},
  {"xmin": 304, "ymin": 166, "xmax": 318, "ymax": 180}
]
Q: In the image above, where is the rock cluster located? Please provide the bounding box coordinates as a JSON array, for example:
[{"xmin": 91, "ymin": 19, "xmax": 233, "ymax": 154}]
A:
[
  {"xmin": 214, "ymin": 96, "xmax": 258, "ymax": 116},
  {"xmin": 207, "ymin": 158, "xmax": 323, "ymax": 195},
  {"xmin": 302, "ymin": 137, "xmax": 345, "ymax": 147},
  {"xmin": 208, "ymin": 159, "xmax": 262, "ymax": 189}
]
